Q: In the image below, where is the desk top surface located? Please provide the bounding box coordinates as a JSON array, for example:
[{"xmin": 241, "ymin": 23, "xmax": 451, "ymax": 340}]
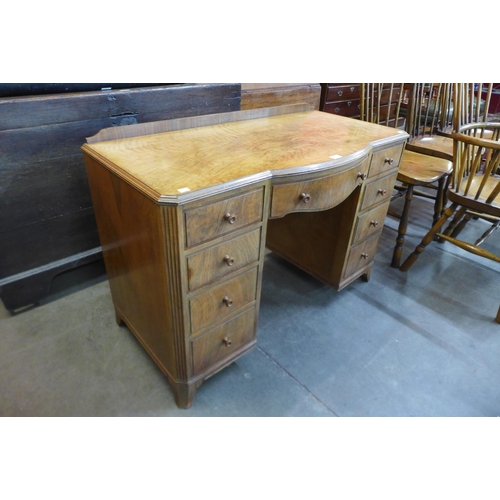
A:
[{"xmin": 82, "ymin": 106, "xmax": 407, "ymax": 203}]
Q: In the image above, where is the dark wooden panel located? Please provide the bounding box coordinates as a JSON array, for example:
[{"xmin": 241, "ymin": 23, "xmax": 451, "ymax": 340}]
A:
[
  {"xmin": 0, "ymin": 83, "xmax": 242, "ymax": 310},
  {"xmin": 0, "ymin": 154, "xmax": 92, "ymax": 231},
  {"xmin": 0, "ymin": 83, "xmax": 167, "ymax": 98},
  {"xmin": 0, "ymin": 207, "xmax": 101, "ymax": 278},
  {"xmin": 0, "ymin": 83, "xmax": 241, "ymax": 131}
]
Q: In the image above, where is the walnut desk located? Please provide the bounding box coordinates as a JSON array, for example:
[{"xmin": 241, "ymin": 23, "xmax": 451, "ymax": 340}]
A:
[{"xmin": 81, "ymin": 104, "xmax": 408, "ymax": 408}]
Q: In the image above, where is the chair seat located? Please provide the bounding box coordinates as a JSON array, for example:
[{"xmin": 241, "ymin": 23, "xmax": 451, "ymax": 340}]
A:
[
  {"xmin": 405, "ymin": 135, "xmax": 454, "ymax": 161},
  {"xmin": 450, "ymin": 174, "xmax": 500, "ymax": 217},
  {"xmin": 397, "ymin": 150, "xmax": 453, "ymax": 186}
]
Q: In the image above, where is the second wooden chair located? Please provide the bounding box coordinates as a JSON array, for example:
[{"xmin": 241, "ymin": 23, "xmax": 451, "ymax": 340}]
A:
[{"xmin": 361, "ymin": 83, "xmax": 453, "ymax": 268}]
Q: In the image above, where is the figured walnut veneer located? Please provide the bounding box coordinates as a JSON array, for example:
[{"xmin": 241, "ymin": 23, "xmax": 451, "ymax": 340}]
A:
[{"xmin": 82, "ymin": 104, "xmax": 408, "ymax": 408}]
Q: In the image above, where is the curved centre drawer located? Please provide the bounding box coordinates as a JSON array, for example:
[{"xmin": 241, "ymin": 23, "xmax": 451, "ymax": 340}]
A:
[
  {"xmin": 270, "ymin": 161, "xmax": 369, "ymax": 218},
  {"xmin": 187, "ymin": 228, "xmax": 261, "ymax": 291}
]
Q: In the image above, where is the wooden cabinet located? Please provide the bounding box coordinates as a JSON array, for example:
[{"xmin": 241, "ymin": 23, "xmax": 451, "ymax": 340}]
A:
[
  {"xmin": 82, "ymin": 104, "xmax": 407, "ymax": 408},
  {"xmin": 320, "ymin": 83, "xmax": 362, "ymax": 118},
  {"xmin": 320, "ymin": 83, "xmax": 405, "ymax": 127}
]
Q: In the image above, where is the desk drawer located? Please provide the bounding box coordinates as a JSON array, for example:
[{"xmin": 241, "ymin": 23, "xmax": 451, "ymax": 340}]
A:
[
  {"xmin": 360, "ymin": 172, "xmax": 395, "ymax": 211},
  {"xmin": 189, "ymin": 267, "xmax": 258, "ymax": 334},
  {"xmin": 368, "ymin": 144, "xmax": 404, "ymax": 178},
  {"xmin": 191, "ymin": 307, "xmax": 256, "ymax": 375},
  {"xmin": 344, "ymin": 232, "xmax": 381, "ymax": 278},
  {"xmin": 185, "ymin": 188, "xmax": 264, "ymax": 247},
  {"xmin": 270, "ymin": 163, "xmax": 368, "ymax": 218},
  {"xmin": 187, "ymin": 228, "xmax": 261, "ymax": 291},
  {"xmin": 352, "ymin": 202, "xmax": 390, "ymax": 245}
]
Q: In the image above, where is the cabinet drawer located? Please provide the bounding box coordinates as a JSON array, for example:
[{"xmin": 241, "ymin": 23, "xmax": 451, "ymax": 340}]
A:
[
  {"xmin": 191, "ymin": 307, "xmax": 256, "ymax": 375},
  {"xmin": 344, "ymin": 232, "xmax": 381, "ymax": 279},
  {"xmin": 352, "ymin": 202, "xmax": 390, "ymax": 245},
  {"xmin": 360, "ymin": 172, "xmax": 396, "ymax": 211},
  {"xmin": 185, "ymin": 188, "xmax": 264, "ymax": 247},
  {"xmin": 368, "ymin": 144, "xmax": 404, "ymax": 178},
  {"xmin": 189, "ymin": 267, "xmax": 258, "ymax": 334},
  {"xmin": 187, "ymin": 228, "xmax": 261, "ymax": 291},
  {"xmin": 326, "ymin": 84, "xmax": 360, "ymax": 101},
  {"xmin": 270, "ymin": 163, "xmax": 368, "ymax": 218},
  {"xmin": 324, "ymin": 100, "xmax": 361, "ymax": 118}
]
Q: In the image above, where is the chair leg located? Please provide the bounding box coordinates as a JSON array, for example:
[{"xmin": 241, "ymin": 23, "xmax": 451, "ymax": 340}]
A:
[
  {"xmin": 433, "ymin": 177, "xmax": 446, "ymax": 226},
  {"xmin": 443, "ymin": 206, "xmax": 468, "ymax": 238},
  {"xmin": 476, "ymin": 220, "xmax": 500, "ymax": 246},
  {"xmin": 432, "ymin": 177, "xmax": 447, "ymax": 242},
  {"xmin": 400, "ymin": 203, "xmax": 458, "ymax": 272},
  {"xmin": 391, "ymin": 184, "xmax": 414, "ymax": 268}
]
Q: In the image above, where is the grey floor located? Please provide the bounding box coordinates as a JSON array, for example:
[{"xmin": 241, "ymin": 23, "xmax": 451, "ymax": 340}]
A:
[{"xmin": 2, "ymin": 195, "xmax": 500, "ymax": 417}]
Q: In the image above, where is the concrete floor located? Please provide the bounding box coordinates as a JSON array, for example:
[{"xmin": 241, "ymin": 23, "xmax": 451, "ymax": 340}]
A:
[{"xmin": 2, "ymin": 196, "xmax": 500, "ymax": 417}]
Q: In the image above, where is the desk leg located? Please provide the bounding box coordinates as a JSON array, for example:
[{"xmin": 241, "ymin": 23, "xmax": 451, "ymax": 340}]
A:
[
  {"xmin": 362, "ymin": 266, "xmax": 371, "ymax": 282},
  {"xmin": 114, "ymin": 305, "xmax": 126, "ymax": 327},
  {"xmin": 171, "ymin": 382, "xmax": 197, "ymax": 409}
]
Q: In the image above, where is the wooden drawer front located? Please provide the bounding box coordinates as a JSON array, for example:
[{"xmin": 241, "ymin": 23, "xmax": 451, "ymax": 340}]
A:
[
  {"xmin": 326, "ymin": 84, "xmax": 360, "ymax": 102},
  {"xmin": 344, "ymin": 232, "xmax": 381, "ymax": 278},
  {"xmin": 361, "ymin": 173, "xmax": 396, "ymax": 211},
  {"xmin": 187, "ymin": 228, "xmax": 261, "ymax": 291},
  {"xmin": 189, "ymin": 267, "xmax": 258, "ymax": 334},
  {"xmin": 370, "ymin": 85, "xmax": 402, "ymax": 106},
  {"xmin": 353, "ymin": 202, "xmax": 390, "ymax": 245},
  {"xmin": 324, "ymin": 100, "xmax": 361, "ymax": 118},
  {"xmin": 368, "ymin": 144, "xmax": 404, "ymax": 178},
  {"xmin": 191, "ymin": 307, "xmax": 256, "ymax": 375},
  {"xmin": 185, "ymin": 188, "xmax": 264, "ymax": 247},
  {"xmin": 270, "ymin": 164, "xmax": 368, "ymax": 218}
]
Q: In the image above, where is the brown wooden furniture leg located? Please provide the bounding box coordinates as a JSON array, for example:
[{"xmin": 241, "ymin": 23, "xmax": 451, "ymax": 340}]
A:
[
  {"xmin": 433, "ymin": 177, "xmax": 446, "ymax": 225},
  {"xmin": 171, "ymin": 382, "xmax": 197, "ymax": 409},
  {"xmin": 114, "ymin": 306, "xmax": 126, "ymax": 327},
  {"xmin": 391, "ymin": 184, "xmax": 414, "ymax": 268},
  {"xmin": 362, "ymin": 267, "xmax": 372, "ymax": 282},
  {"xmin": 400, "ymin": 203, "xmax": 457, "ymax": 272}
]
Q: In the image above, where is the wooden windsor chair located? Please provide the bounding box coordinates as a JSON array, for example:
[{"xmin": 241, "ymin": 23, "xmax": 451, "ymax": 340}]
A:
[
  {"xmin": 400, "ymin": 122, "xmax": 500, "ymax": 322},
  {"xmin": 456, "ymin": 83, "xmax": 493, "ymax": 129},
  {"xmin": 404, "ymin": 83, "xmax": 455, "ymax": 160},
  {"xmin": 361, "ymin": 83, "xmax": 452, "ymax": 268},
  {"xmin": 442, "ymin": 84, "xmax": 496, "ymax": 241}
]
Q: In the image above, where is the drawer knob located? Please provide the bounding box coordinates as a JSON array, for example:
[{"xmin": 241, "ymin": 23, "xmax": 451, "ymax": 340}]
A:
[
  {"xmin": 384, "ymin": 158, "xmax": 394, "ymax": 165},
  {"xmin": 223, "ymin": 255, "xmax": 235, "ymax": 266},
  {"xmin": 361, "ymin": 253, "xmax": 369, "ymax": 260},
  {"xmin": 350, "ymin": 87, "xmax": 355, "ymax": 92},
  {"xmin": 334, "ymin": 107, "xmax": 340, "ymax": 113},
  {"xmin": 337, "ymin": 90, "xmax": 343, "ymax": 97},
  {"xmin": 224, "ymin": 212, "xmax": 236, "ymax": 224},
  {"xmin": 377, "ymin": 189, "xmax": 387, "ymax": 196},
  {"xmin": 347, "ymin": 101, "xmax": 352, "ymax": 106},
  {"xmin": 370, "ymin": 220, "xmax": 379, "ymax": 227},
  {"xmin": 357, "ymin": 172, "xmax": 367, "ymax": 181},
  {"xmin": 300, "ymin": 192, "xmax": 311, "ymax": 203},
  {"xmin": 222, "ymin": 296, "xmax": 233, "ymax": 307},
  {"xmin": 222, "ymin": 337, "xmax": 232, "ymax": 347}
]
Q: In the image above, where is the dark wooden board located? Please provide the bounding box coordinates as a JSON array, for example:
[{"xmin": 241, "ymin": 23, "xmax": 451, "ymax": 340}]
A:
[{"xmin": 0, "ymin": 83, "xmax": 242, "ymax": 311}]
